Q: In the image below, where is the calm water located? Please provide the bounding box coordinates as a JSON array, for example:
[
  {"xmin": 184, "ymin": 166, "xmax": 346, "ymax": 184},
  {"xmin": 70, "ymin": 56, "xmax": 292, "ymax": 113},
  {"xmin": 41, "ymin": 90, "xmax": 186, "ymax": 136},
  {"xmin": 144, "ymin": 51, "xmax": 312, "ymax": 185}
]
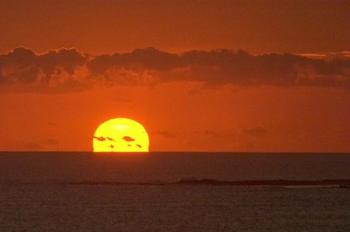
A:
[{"xmin": 0, "ymin": 152, "xmax": 349, "ymax": 231}]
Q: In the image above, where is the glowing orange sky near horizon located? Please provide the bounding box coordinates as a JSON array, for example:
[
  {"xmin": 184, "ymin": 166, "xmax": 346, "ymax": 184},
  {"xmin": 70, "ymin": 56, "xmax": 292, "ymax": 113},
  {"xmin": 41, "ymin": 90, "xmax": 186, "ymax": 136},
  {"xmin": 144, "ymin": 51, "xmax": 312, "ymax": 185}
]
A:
[
  {"xmin": 1, "ymin": 83, "xmax": 350, "ymax": 152},
  {"xmin": 1, "ymin": 1, "xmax": 350, "ymax": 152}
]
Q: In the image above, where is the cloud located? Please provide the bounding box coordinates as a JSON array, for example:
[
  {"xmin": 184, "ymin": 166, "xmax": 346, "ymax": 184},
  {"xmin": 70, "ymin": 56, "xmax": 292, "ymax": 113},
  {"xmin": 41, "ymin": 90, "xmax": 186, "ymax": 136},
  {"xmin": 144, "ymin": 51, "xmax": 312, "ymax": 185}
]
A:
[
  {"xmin": 25, "ymin": 142, "xmax": 43, "ymax": 150},
  {"xmin": 1, "ymin": 47, "xmax": 350, "ymax": 92},
  {"xmin": 244, "ymin": 127, "xmax": 268, "ymax": 137},
  {"xmin": 46, "ymin": 138, "xmax": 59, "ymax": 145},
  {"xmin": 152, "ymin": 130, "xmax": 177, "ymax": 139},
  {"xmin": 202, "ymin": 129, "xmax": 237, "ymax": 139},
  {"xmin": 122, "ymin": 136, "xmax": 135, "ymax": 142},
  {"xmin": 48, "ymin": 122, "xmax": 57, "ymax": 127},
  {"xmin": 93, "ymin": 136, "xmax": 107, "ymax": 142}
]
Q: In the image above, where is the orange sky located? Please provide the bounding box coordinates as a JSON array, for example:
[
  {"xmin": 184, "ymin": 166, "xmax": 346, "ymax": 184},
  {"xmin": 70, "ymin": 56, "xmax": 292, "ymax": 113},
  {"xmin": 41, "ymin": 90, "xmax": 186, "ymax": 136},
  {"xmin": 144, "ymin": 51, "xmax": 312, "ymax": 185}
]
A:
[{"xmin": 1, "ymin": 1, "xmax": 350, "ymax": 152}]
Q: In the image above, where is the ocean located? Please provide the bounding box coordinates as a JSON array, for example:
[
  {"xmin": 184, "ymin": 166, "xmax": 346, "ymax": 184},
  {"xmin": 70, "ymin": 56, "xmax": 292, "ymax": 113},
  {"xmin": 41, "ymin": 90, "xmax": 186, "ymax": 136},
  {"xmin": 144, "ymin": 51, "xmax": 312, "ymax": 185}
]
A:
[{"xmin": 0, "ymin": 152, "xmax": 349, "ymax": 231}]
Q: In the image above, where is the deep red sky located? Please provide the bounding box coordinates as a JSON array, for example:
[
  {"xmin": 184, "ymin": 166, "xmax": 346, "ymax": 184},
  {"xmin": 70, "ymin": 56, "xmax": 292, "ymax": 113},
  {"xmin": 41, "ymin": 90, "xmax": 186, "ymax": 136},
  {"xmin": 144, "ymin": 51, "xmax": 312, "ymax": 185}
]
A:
[
  {"xmin": 1, "ymin": 0, "xmax": 350, "ymax": 54},
  {"xmin": 0, "ymin": 0, "xmax": 350, "ymax": 152}
]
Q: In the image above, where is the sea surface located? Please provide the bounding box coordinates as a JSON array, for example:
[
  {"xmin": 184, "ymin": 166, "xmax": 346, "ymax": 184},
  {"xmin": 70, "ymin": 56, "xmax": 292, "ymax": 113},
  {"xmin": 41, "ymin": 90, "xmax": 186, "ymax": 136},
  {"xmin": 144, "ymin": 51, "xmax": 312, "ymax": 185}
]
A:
[{"xmin": 0, "ymin": 152, "xmax": 349, "ymax": 231}]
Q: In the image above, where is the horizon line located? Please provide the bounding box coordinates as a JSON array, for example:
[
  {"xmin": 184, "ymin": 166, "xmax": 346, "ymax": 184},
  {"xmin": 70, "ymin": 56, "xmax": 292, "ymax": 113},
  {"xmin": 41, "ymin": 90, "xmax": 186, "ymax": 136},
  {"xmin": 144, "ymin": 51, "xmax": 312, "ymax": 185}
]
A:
[{"xmin": 0, "ymin": 150, "xmax": 349, "ymax": 154}]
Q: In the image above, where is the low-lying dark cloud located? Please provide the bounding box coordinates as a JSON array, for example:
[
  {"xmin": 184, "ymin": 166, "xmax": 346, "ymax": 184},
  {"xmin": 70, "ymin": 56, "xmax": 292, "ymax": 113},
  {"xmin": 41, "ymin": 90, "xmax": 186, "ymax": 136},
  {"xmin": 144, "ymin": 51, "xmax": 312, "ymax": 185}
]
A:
[
  {"xmin": 244, "ymin": 127, "xmax": 268, "ymax": 137},
  {"xmin": 46, "ymin": 138, "xmax": 59, "ymax": 145},
  {"xmin": 1, "ymin": 47, "xmax": 350, "ymax": 92},
  {"xmin": 122, "ymin": 136, "xmax": 135, "ymax": 142},
  {"xmin": 152, "ymin": 130, "xmax": 177, "ymax": 139}
]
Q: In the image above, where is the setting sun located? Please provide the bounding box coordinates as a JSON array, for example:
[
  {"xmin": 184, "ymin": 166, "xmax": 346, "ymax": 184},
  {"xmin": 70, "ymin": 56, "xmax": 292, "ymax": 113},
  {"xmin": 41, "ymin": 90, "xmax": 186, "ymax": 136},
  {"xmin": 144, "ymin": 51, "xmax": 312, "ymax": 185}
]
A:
[{"xmin": 93, "ymin": 118, "xmax": 149, "ymax": 152}]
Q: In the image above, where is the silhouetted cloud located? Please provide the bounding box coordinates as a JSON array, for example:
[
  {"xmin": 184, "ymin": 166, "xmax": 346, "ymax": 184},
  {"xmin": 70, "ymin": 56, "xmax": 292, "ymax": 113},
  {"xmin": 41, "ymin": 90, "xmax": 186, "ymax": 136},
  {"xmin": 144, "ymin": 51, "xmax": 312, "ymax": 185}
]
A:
[
  {"xmin": 48, "ymin": 122, "xmax": 57, "ymax": 127},
  {"xmin": 122, "ymin": 136, "xmax": 135, "ymax": 142},
  {"xmin": 203, "ymin": 130, "xmax": 220, "ymax": 137},
  {"xmin": 244, "ymin": 127, "xmax": 268, "ymax": 137},
  {"xmin": 46, "ymin": 138, "xmax": 59, "ymax": 145},
  {"xmin": 23, "ymin": 142, "xmax": 42, "ymax": 150},
  {"xmin": 1, "ymin": 47, "xmax": 350, "ymax": 92},
  {"xmin": 152, "ymin": 130, "xmax": 177, "ymax": 139},
  {"xmin": 93, "ymin": 136, "xmax": 106, "ymax": 142},
  {"xmin": 94, "ymin": 136, "xmax": 116, "ymax": 142},
  {"xmin": 106, "ymin": 137, "xmax": 115, "ymax": 142},
  {"xmin": 0, "ymin": 47, "xmax": 88, "ymax": 92}
]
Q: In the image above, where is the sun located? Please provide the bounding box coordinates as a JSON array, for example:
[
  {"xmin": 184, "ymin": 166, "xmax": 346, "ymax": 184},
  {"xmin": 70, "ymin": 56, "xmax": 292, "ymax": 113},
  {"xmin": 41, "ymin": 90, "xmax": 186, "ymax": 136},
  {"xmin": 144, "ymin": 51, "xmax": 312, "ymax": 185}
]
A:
[{"xmin": 93, "ymin": 118, "xmax": 149, "ymax": 152}]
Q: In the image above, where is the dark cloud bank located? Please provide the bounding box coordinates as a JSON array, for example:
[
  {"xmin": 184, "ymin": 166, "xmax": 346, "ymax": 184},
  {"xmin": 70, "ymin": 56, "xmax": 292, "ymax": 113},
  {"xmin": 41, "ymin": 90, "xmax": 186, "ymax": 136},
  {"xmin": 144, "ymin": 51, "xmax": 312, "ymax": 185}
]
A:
[{"xmin": 1, "ymin": 47, "xmax": 350, "ymax": 92}]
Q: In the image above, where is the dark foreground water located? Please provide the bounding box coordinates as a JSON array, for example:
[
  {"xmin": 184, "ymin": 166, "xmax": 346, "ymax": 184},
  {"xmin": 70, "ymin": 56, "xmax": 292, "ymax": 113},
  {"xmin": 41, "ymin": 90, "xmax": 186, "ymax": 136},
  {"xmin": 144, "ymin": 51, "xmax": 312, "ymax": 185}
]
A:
[{"xmin": 0, "ymin": 152, "xmax": 349, "ymax": 231}]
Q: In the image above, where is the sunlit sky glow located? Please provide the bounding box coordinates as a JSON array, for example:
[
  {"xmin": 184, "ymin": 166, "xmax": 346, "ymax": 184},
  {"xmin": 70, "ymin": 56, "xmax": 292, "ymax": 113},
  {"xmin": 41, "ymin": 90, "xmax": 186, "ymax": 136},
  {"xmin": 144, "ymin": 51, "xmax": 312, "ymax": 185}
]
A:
[{"xmin": 1, "ymin": 0, "xmax": 350, "ymax": 152}]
